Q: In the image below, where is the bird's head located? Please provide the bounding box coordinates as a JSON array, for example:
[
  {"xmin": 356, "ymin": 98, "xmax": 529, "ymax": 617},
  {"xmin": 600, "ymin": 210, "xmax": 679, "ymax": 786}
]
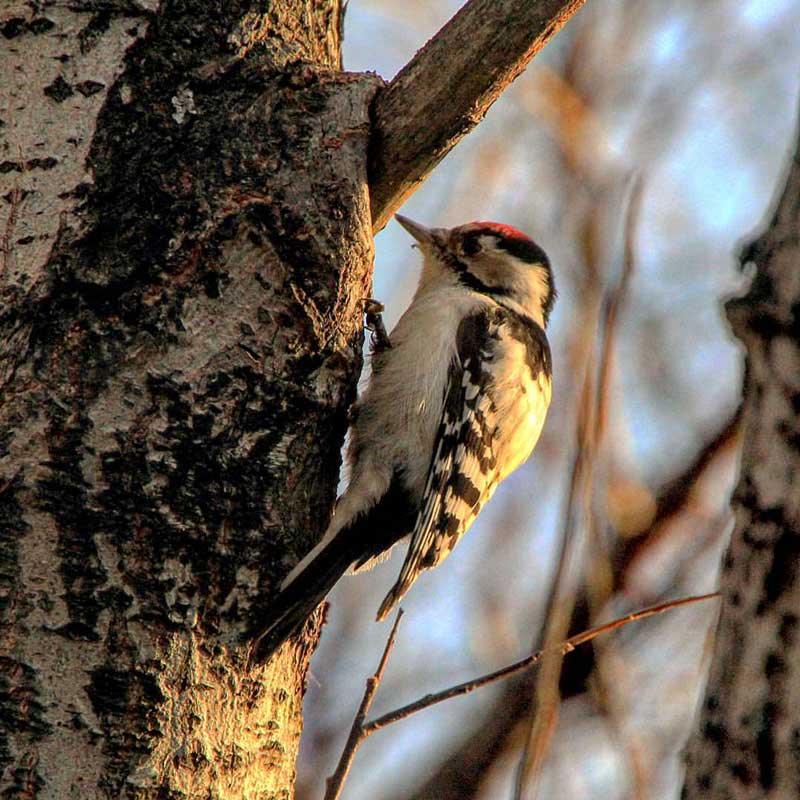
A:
[{"xmin": 395, "ymin": 214, "xmax": 556, "ymax": 327}]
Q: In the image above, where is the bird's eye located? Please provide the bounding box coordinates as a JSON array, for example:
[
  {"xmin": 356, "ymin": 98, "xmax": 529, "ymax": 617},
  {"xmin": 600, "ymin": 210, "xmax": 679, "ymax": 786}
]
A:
[{"xmin": 463, "ymin": 235, "xmax": 481, "ymax": 256}]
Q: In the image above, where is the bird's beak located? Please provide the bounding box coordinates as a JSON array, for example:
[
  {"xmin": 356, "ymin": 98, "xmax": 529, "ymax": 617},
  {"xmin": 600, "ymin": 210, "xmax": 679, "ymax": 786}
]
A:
[{"xmin": 395, "ymin": 214, "xmax": 442, "ymax": 247}]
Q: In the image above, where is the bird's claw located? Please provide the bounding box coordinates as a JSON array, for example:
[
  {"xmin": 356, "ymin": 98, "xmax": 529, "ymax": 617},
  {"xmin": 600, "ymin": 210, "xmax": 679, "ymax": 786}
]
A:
[{"xmin": 364, "ymin": 298, "xmax": 391, "ymax": 352}]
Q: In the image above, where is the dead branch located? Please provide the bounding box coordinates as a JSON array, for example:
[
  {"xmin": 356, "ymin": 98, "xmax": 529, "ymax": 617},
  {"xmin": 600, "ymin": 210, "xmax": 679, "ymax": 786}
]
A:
[
  {"xmin": 580, "ymin": 176, "xmax": 651, "ymax": 799},
  {"xmin": 363, "ymin": 594, "xmax": 717, "ymax": 735},
  {"xmin": 368, "ymin": 0, "xmax": 589, "ymax": 231},
  {"xmin": 512, "ymin": 358, "xmax": 595, "ymax": 798},
  {"xmin": 324, "ymin": 610, "xmax": 404, "ymax": 800},
  {"xmin": 512, "ymin": 176, "xmax": 643, "ymax": 798},
  {"xmin": 324, "ymin": 588, "xmax": 714, "ymax": 800},
  {"xmin": 391, "ymin": 419, "xmax": 736, "ymax": 800}
]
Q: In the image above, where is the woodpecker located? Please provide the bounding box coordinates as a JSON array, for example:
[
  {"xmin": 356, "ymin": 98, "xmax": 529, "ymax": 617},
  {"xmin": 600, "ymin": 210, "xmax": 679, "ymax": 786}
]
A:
[{"xmin": 252, "ymin": 215, "xmax": 555, "ymax": 661}]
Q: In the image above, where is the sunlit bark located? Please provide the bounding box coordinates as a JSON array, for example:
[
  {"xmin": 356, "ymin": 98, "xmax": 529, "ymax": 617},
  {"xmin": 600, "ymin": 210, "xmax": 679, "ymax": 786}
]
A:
[{"xmin": 0, "ymin": 3, "xmax": 377, "ymax": 796}]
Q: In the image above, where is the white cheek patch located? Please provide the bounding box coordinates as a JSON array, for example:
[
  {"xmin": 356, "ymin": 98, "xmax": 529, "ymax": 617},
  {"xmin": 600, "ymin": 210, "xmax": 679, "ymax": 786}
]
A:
[
  {"xmin": 478, "ymin": 234, "xmax": 500, "ymax": 251},
  {"xmin": 527, "ymin": 265, "xmax": 550, "ymax": 304}
]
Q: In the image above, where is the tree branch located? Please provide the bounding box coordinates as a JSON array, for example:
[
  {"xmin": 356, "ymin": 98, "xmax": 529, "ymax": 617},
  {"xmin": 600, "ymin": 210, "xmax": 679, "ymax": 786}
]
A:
[
  {"xmin": 512, "ymin": 175, "xmax": 644, "ymax": 798},
  {"xmin": 323, "ymin": 591, "xmax": 715, "ymax": 800},
  {"xmin": 324, "ymin": 610, "xmax": 404, "ymax": 800},
  {"xmin": 363, "ymin": 594, "xmax": 717, "ymax": 735},
  {"xmin": 368, "ymin": 0, "xmax": 589, "ymax": 231},
  {"xmin": 324, "ymin": 592, "xmax": 719, "ymax": 800},
  {"xmin": 613, "ymin": 406, "xmax": 743, "ymax": 591},
  {"xmin": 390, "ymin": 422, "xmax": 736, "ymax": 800}
]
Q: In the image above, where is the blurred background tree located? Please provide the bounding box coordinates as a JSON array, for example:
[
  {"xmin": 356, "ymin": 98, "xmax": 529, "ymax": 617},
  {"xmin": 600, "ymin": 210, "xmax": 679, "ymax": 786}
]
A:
[{"xmin": 296, "ymin": 2, "xmax": 800, "ymax": 798}]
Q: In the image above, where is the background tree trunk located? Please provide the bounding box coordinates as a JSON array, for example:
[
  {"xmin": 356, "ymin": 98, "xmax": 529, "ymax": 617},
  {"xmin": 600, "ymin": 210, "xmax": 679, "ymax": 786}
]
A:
[
  {"xmin": 683, "ymin": 108, "xmax": 800, "ymax": 798},
  {"xmin": 1, "ymin": 2, "xmax": 379, "ymax": 796}
]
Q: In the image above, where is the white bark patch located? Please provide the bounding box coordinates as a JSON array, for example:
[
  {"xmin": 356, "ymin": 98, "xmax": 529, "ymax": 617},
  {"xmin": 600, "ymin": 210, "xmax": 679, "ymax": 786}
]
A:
[
  {"xmin": 85, "ymin": 235, "xmax": 282, "ymax": 461},
  {"xmin": 8, "ymin": 414, "xmax": 69, "ymax": 624},
  {"xmin": 219, "ymin": 565, "xmax": 261, "ymax": 614},
  {"xmin": 160, "ymin": 558, "xmax": 200, "ymax": 626},
  {"xmin": 751, "ymin": 448, "xmax": 789, "ymax": 510},
  {"xmin": 34, "ymin": 658, "xmax": 107, "ymax": 798},
  {"xmin": 171, "ymin": 87, "xmax": 198, "ymax": 124},
  {"xmin": 17, "ymin": 507, "xmax": 109, "ymax": 797},
  {"xmin": 0, "ymin": 8, "xmax": 151, "ymax": 288},
  {"xmin": 751, "ymin": 379, "xmax": 794, "ymax": 510},
  {"xmin": 17, "ymin": 508, "xmax": 70, "ymax": 630}
]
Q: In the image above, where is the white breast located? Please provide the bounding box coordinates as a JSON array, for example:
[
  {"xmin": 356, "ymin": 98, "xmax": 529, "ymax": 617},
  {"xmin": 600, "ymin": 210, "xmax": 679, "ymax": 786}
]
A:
[{"xmin": 353, "ymin": 283, "xmax": 490, "ymax": 500}]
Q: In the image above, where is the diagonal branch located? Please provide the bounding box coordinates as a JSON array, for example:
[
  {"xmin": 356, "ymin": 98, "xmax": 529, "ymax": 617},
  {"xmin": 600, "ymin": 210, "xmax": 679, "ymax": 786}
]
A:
[
  {"xmin": 389, "ymin": 421, "xmax": 737, "ymax": 800},
  {"xmin": 613, "ymin": 406, "xmax": 743, "ymax": 591},
  {"xmin": 368, "ymin": 0, "xmax": 590, "ymax": 231},
  {"xmin": 512, "ymin": 176, "xmax": 644, "ymax": 798},
  {"xmin": 323, "ymin": 592, "xmax": 716, "ymax": 800},
  {"xmin": 324, "ymin": 610, "xmax": 404, "ymax": 800},
  {"xmin": 363, "ymin": 594, "xmax": 717, "ymax": 735}
]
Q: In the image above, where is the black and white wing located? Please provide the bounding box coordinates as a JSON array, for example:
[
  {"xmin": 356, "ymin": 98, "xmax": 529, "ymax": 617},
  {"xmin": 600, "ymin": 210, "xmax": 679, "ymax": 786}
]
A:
[{"xmin": 376, "ymin": 305, "xmax": 552, "ymax": 620}]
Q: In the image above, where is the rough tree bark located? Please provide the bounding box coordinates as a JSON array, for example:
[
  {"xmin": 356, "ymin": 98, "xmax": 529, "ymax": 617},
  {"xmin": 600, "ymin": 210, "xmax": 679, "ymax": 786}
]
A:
[
  {"xmin": 683, "ymin": 108, "xmax": 800, "ymax": 798},
  {"xmin": 1, "ymin": 3, "xmax": 378, "ymax": 796},
  {"xmin": 0, "ymin": 0, "xmax": 587, "ymax": 797}
]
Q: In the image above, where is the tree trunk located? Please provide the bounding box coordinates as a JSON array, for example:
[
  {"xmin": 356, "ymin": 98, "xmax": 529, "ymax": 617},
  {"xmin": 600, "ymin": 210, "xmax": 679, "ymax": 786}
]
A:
[
  {"xmin": 683, "ymin": 109, "xmax": 800, "ymax": 798},
  {"xmin": 0, "ymin": 3, "xmax": 379, "ymax": 797}
]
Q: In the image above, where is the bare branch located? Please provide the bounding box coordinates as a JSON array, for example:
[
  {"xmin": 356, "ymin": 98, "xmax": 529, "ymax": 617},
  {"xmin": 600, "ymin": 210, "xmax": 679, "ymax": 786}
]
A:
[
  {"xmin": 324, "ymin": 610, "xmax": 404, "ymax": 800},
  {"xmin": 323, "ymin": 594, "xmax": 716, "ymax": 800},
  {"xmin": 568, "ymin": 176, "xmax": 650, "ymax": 798},
  {"xmin": 362, "ymin": 594, "xmax": 717, "ymax": 735},
  {"xmin": 369, "ymin": 0, "xmax": 589, "ymax": 231},
  {"xmin": 595, "ymin": 174, "xmax": 643, "ymax": 448},
  {"xmin": 513, "ymin": 177, "xmax": 644, "ymax": 798},
  {"xmin": 512, "ymin": 356, "xmax": 595, "ymax": 797},
  {"xmin": 389, "ymin": 417, "xmax": 736, "ymax": 800}
]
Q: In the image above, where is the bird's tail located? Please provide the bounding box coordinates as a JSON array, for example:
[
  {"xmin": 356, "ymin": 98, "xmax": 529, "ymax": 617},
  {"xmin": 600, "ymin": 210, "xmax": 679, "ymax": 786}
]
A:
[
  {"xmin": 249, "ymin": 532, "xmax": 361, "ymax": 664},
  {"xmin": 250, "ymin": 478, "xmax": 416, "ymax": 663},
  {"xmin": 375, "ymin": 553, "xmax": 421, "ymax": 621}
]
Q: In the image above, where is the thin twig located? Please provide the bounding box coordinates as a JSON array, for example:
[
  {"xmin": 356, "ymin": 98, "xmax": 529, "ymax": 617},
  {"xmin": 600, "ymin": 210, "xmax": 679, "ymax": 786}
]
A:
[
  {"xmin": 582, "ymin": 175, "xmax": 644, "ymax": 619},
  {"xmin": 583, "ymin": 173, "xmax": 644, "ymax": 598},
  {"xmin": 584, "ymin": 177, "xmax": 653, "ymax": 800},
  {"xmin": 363, "ymin": 594, "xmax": 717, "ymax": 735},
  {"xmin": 513, "ymin": 177, "xmax": 644, "ymax": 799},
  {"xmin": 594, "ymin": 174, "xmax": 643, "ymax": 449},
  {"xmin": 511, "ymin": 239, "xmax": 601, "ymax": 799},
  {"xmin": 512, "ymin": 355, "xmax": 595, "ymax": 799},
  {"xmin": 512, "ymin": 364, "xmax": 595, "ymax": 798},
  {"xmin": 324, "ymin": 610, "xmax": 404, "ymax": 800},
  {"xmin": 322, "ymin": 595, "xmax": 716, "ymax": 799}
]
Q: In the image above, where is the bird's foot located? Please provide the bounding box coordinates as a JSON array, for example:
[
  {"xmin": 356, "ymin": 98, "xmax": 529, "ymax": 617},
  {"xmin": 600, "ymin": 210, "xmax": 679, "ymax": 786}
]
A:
[{"xmin": 364, "ymin": 298, "xmax": 391, "ymax": 352}]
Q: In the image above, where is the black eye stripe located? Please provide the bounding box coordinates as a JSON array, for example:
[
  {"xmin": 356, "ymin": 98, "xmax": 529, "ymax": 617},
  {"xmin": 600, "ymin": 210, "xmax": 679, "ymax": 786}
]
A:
[
  {"xmin": 463, "ymin": 235, "xmax": 481, "ymax": 256},
  {"xmin": 464, "ymin": 225, "xmax": 550, "ymax": 267},
  {"xmin": 499, "ymin": 236, "xmax": 550, "ymax": 266},
  {"xmin": 434, "ymin": 242, "xmax": 511, "ymax": 298}
]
